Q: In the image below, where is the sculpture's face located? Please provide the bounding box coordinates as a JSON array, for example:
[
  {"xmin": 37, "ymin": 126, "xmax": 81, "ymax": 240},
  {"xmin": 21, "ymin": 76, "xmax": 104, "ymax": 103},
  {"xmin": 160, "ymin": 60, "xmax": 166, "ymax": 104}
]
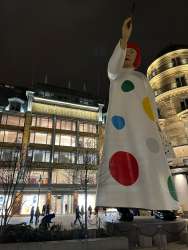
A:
[{"xmin": 123, "ymin": 48, "xmax": 137, "ymax": 68}]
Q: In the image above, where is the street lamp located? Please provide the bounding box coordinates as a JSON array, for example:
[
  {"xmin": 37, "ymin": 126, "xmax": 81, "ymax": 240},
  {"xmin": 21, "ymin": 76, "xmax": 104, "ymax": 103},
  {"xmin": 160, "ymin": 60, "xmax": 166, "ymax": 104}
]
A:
[{"xmin": 84, "ymin": 166, "xmax": 88, "ymax": 238}]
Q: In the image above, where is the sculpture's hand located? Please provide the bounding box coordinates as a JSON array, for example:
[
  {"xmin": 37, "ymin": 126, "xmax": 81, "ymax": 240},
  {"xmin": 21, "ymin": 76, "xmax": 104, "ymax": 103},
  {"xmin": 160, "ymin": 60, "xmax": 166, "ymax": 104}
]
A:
[{"xmin": 120, "ymin": 17, "xmax": 132, "ymax": 49}]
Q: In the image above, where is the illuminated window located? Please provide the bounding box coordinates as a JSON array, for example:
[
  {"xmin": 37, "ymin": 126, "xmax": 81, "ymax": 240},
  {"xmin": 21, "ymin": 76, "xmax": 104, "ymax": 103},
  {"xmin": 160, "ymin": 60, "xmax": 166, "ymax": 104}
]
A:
[
  {"xmin": 28, "ymin": 149, "xmax": 51, "ymax": 162},
  {"xmin": 74, "ymin": 170, "xmax": 97, "ymax": 185},
  {"xmin": 30, "ymin": 131, "xmax": 51, "ymax": 144},
  {"xmin": 0, "ymin": 148, "xmax": 20, "ymax": 161},
  {"xmin": 56, "ymin": 119, "xmax": 76, "ymax": 131},
  {"xmin": 151, "ymin": 69, "xmax": 158, "ymax": 77},
  {"xmin": 180, "ymin": 98, "xmax": 188, "ymax": 111},
  {"xmin": 52, "ymin": 169, "xmax": 75, "ymax": 184},
  {"xmin": 0, "ymin": 130, "xmax": 23, "ymax": 143},
  {"xmin": 1, "ymin": 115, "xmax": 25, "ymax": 126},
  {"xmin": 53, "ymin": 151, "xmax": 75, "ymax": 164},
  {"xmin": 176, "ymin": 76, "xmax": 187, "ymax": 88},
  {"xmin": 32, "ymin": 116, "xmax": 52, "ymax": 128},
  {"xmin": 28, "ymin": 171, "xmax": 48, "ymax": 184},
  {"xmin": 79, "ymin": 122, "xmax": 97, "ymax": 133},
  {"xmin": 55, "ymin": 134, "xmax": 76, "ymax": 147},
  {"xmin": 78, "ymin": 136, "xmax": 97, "ymax": 148},
  {"xmin": 172, "ymin": 57, "xmax": 181, "ymax": 66}
]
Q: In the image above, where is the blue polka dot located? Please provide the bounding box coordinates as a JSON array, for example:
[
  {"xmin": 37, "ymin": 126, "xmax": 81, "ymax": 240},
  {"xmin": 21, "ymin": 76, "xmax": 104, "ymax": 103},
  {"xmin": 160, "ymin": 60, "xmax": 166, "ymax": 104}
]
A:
[{"xmin": 112, "ymin": 116, "xmax": 125, "ymax": 130}]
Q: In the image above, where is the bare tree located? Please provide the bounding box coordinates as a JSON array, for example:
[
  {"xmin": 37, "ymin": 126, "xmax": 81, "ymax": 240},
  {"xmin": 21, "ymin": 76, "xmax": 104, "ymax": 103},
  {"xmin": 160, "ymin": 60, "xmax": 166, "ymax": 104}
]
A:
[
  {"xmin": 76, "ymin": 138, "xmax": 98, "ymax": 237},
  {"xmin": 0, "ymin": 157, "xmax": 30, "ymax": 230}
]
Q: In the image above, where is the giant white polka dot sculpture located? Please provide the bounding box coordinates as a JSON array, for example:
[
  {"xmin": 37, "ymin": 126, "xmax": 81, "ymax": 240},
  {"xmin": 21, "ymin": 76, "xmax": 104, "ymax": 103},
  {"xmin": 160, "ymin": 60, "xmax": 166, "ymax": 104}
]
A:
[{"xmin": 96, "ymin": 42, "xmax": 179, "ymax": 210}]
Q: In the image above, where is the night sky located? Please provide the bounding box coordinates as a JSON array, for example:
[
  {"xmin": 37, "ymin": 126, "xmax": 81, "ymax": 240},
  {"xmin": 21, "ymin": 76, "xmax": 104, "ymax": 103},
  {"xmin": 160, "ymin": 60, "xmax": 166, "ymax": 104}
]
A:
[{"xmin": 0, "ymin": 0, "xmax": 188, "ymax": 101}]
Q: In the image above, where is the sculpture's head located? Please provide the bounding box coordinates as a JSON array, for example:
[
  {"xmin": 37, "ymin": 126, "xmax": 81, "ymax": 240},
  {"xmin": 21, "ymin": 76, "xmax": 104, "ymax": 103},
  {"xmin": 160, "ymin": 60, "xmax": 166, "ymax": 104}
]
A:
[{"xmin": 123, "ymin": 43, "xmax": 141, "ymax": 69}]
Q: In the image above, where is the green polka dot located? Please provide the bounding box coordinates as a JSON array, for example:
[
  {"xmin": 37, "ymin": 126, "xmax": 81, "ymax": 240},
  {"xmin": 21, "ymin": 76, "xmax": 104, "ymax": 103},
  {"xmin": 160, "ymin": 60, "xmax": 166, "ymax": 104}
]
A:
[
  {"xmin": 168, "ymin": 176, "xmax": 178, "ymax": 201},
  {"xmin": 121, "ymin": 80, "xmax": 135, "ymax": 92}
]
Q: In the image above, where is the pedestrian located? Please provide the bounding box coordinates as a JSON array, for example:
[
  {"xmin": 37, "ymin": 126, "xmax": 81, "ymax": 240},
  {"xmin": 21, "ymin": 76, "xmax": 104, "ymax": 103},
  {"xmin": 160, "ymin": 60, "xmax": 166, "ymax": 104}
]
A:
[
  {"xmin": 88, "ymin": 205, "xmax": 92, "ymax": 218},
  {"xmin": 103, "ymin": 207, "xmax": 107, "ymax": 216},
  {"xmin": 94, "ymin": 206, "xmax": 99, "ymax": 218},
  {"xmin": 42, "ymin": 204, "xmax": 46, "ymax": 216},
  {"xmin": 65, "ymin": 204, "xmax": 68, "ymax": 213},
  {"xmin": 74, "ymin": 205, "xmax": 82, "ymax": 227},
  {"xmin": 133, "ymin": 208, "xmax": 140, "ymax": 216},
  {"xmin": 35, "ymin": 206, "xmax": 40, "ymax": 226},
  {"xmin": 40, "ymin": 213, "xmax": 55, "ymax": 230},
  {"xmin": 81, "ymin": 205, "xmax": 84, "ymax": 219},
  {"xmin": 30, "ymin": 206, "xmax": 34, "ymax": 224},
  {"xmin": 46, "ymin": 204, "xmax": 50, "ymax": 215}
]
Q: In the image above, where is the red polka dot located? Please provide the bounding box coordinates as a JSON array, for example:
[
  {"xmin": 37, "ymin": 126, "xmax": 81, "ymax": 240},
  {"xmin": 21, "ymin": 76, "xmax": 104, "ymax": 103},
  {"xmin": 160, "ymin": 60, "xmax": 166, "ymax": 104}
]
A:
[{"xmin": 109, "ymin": 151, "xmax": 139, "ymax": 186}]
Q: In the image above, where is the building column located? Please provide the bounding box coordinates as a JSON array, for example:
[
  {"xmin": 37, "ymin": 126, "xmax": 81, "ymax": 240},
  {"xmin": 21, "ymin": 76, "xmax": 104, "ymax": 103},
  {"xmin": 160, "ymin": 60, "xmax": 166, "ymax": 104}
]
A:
[
  {"xmin": 48, "ymin": 114, "xmax": 56, "ymax": 187},
  {"xmin": 174, "ymin": 174, "xmax": 188, "ymax": 214},
  {"xmin": 98, "ymin": 103, "xmax": 104, "ymax": 123},
  {"xmin": 26, "ymin": 91, "xmax": 34, "ymax": 112},
  {"xmin": 11, "ymin": 192, "xmax": 23, "ymax": 215},
  {"xmin": 73, "ymin": 192, "xmax": 78, "ymax": 212},
  {"xmin": 21, "ymin": 111, "xmax": 32, "ymax": 162},
  {"xmin": 47, "ymin": 192, "xmax": 51, "ymax": 207}
]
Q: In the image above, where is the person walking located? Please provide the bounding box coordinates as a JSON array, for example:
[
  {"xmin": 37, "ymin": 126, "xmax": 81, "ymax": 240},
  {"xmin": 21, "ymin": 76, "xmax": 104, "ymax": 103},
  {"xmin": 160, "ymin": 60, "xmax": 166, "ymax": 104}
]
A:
[
  {"xmin": 80, "ymin": 205, "xmax": 84, "ymax": 220},
  {"xmin": 35, "ymin": 206, "xmax": 40, "ymax": 226},
  {"xmin": 74, "ymin": 205, "xmax": 82, "ymax": 227},
  {"xmin": 46, "ymin": 204, "xmax": 50, "ymax": 215},
  {"xmin": 65, "ymin": 204, "xmax": 68, "ymax": 213},
  {"xmin": 30, "ymin": 206, "xmax": 34, "ymax": 224},
  {"xmin": 88, "ymin": 205, "xmax": 92, "ymax": 218},
  {"xmin": 42, "ymin": 204, "xmax": 46, "ymax": 216},
  {"xmin": 94, "ymin": 206, "xmax": 99, "ymax": 218}
]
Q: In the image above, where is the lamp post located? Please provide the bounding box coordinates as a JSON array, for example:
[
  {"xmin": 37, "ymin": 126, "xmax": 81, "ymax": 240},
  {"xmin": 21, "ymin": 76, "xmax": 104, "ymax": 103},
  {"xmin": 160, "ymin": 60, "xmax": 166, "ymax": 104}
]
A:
[
  {"xmin": 37, "ymin": 174, "xmax": 42, "ymax": 209},
  {"xmin": 84, "ymin": 166, "xmax": 88, "ymax": 238}
]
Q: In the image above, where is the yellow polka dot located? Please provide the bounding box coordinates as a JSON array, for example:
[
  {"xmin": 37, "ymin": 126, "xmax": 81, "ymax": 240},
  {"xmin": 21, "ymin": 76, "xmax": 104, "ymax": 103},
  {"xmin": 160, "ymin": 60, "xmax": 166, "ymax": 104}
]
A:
[{"xmin": 142, "ymin": 97, "xmax": 155, "ymax": 121}]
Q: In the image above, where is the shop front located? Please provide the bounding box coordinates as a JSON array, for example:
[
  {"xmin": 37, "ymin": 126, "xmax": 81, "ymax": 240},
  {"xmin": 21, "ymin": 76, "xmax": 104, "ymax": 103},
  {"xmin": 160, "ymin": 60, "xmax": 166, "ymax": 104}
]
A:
[
  {"xmin": 20, "ymin": 194, "xmax": 46, "ymax": 215},
  {"xmin": 77, "ymin": 193, "xmax": 96, "ymax": 211},
  {"xmin": 51, "ymin": 194, "xmax": 73, "ymax": 214}
]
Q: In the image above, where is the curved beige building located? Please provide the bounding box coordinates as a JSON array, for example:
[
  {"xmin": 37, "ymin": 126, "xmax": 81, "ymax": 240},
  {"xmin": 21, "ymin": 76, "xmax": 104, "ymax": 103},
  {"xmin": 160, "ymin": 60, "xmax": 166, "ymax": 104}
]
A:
[{"xmin": 147, "ymin": 46, "xmax": 188, "ymax": 214}]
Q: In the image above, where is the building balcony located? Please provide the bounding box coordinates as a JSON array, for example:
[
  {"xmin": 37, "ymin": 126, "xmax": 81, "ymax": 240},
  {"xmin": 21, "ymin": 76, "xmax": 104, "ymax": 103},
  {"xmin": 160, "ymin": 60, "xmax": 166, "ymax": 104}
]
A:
[
  {"xmin": 147, "ymin": 49, "xmax": 188, "ymax": 80},
  {"xmin": 156, "ymin": 86, "xmax": 188, "ymax": 103},
  {"xmin": 154, "ymin": 82, "xmax": 188, "ymax": 97},
  {"xmin": 149, "ymin": 65, "xmax": 188, "ymax": 89}
]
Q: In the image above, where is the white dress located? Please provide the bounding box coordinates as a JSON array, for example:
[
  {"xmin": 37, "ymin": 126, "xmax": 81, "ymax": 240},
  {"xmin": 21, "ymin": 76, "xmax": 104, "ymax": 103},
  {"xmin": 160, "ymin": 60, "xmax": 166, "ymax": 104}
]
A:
[{"xmin": 96, "ymin": 42, "xmax": 179, "ymax": 210}]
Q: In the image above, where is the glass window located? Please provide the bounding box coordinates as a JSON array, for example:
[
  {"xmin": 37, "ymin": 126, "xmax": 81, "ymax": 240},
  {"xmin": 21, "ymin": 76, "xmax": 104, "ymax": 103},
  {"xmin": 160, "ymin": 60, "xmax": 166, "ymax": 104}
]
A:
[
  {"xmin": 74, "ymin": 170, "xmax": 97, "ymax": 185},
  {"xmin": 77, "ymin": 153, "xmax": 98, "ymax": 165},
  {"xmin": 56, "ymin": 119, "xmax": 76, "ymax": 131},
  {"xmin": 28, "ymin": 149, "xmax": 51, "ymax": 162},
  {"xmin": 52, "ymin": 169, "xmax": 75, "ymax": 184},
  {"xmin": 0, "ymin": 130, "xmax": 23, "ymax": 143},
  {"xmin": 28, "ymin": 171, "xmax": 48, "ymax": 184},
  {"xmin": 77, "ymin": 154, "xmax": 84, "ymax": 164},
  {"xmin": 180, "ymin": 99, "xmax": 188, "ymax": 111},
  {"xmin": 79, "ymin": 122, "xmax": 97, "ymax": 133},
  {"xmin": 10, "ymin": 102, "xmax": 21, "ymax": 112},
  {"xmin": 78, "ymin": 136, "xmax": 97, "ymax": 148},
  {"xmin": 0, "ymin": 148, "xmax": 20, "ymax": 161},
  {"xmin": 176, "ymin": 76, "xmax": 187, "ymax": 88},
  {"xmin": 55, "ymin": 134, "xmax": 76, "ymax": 147},
  {"xmin": 30, "ymin": 131, "xmax": 51, "ymax": 144},
  {"xmin": 1, "ymin": 115, "xmax": 24, "ymax": 126},
  {"xmin": 53, "ymin": 151, "xmax": 59, "ymax": 163},
  {"xmin": 53, "ymin": 151, "xmax": 75, "ymax": 164},
  {"xmin": 32, "ymin": 116, "xmax": 53, "ymax": 128}
]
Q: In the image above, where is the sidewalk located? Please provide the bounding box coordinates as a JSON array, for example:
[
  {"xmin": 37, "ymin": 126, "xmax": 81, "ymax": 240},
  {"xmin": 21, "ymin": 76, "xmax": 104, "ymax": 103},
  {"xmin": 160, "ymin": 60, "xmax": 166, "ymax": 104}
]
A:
[{"xmin": 8, "ymin": 213, "xmax": 99, "ymax": 230}]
